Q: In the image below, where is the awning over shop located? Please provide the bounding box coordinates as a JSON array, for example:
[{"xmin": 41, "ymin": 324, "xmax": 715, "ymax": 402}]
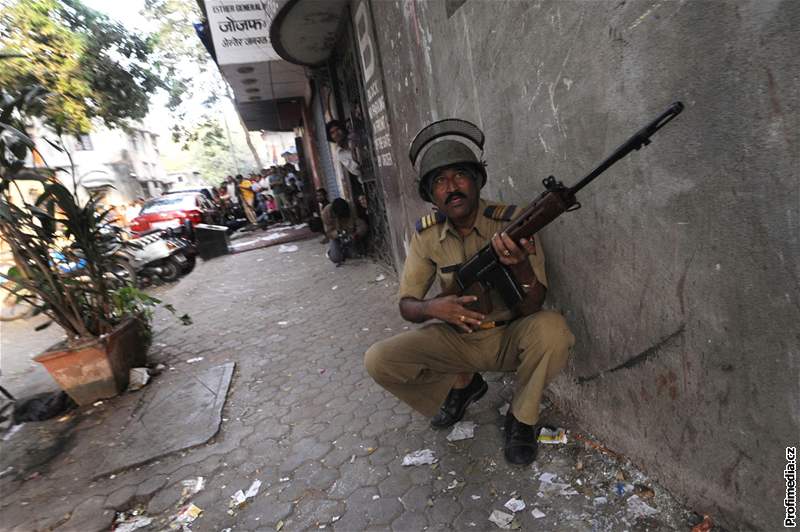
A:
[
  {"xmin": 200, "ymin": 0, "xmax": 309, "ymax": 131},
  {"xmin": 235, "ymin": 98, "xmax": 303, "ymax": 132},
  {"xmin": 269, "ymin": 0, "xmax": 349, "ymax": 67}
]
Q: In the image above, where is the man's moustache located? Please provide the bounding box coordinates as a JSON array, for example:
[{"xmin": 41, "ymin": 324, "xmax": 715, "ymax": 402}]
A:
[{"xmin": 445, "ymin": 193, "xmax": 466, "ymax": 204}]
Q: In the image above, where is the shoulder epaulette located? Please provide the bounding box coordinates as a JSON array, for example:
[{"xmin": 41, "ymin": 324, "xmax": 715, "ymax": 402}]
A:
[
  {"xmin": 415, "ymin": 211, "xmax": 446, "ymax": 233},
  {"xmin": 483, "ymin": 203, "xmax": 518, "ymax": 221}
]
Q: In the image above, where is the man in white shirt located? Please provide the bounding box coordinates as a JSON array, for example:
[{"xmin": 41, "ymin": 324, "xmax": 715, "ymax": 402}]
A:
[{"xmin": 326, "ymin": 120, "xmax": 361, "ymax": 180}]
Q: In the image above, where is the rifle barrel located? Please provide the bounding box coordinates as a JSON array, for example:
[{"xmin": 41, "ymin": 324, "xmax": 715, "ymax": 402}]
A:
[{"xmin": 569, "ymin": 102, "xmax": 684, "ymax": 195}]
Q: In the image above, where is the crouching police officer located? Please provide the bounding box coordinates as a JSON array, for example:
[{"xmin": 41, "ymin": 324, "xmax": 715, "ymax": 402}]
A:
[{"xmin": 364, "ymin": 119, "xmax": 574, "ymax": 465}]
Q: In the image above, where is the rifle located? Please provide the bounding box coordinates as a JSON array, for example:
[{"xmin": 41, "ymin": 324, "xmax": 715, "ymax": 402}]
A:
[{"xmin": 448, "ymin": 102, "xmax": 684, "ymax": 311}]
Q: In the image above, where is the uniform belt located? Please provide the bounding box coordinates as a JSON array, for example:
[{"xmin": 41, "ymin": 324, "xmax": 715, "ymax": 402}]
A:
[
  {"xmin": 478, "ymin": 319, "xmax": 511, "ymax": 330},
  {"xmin": 454, "ymin": 319, "xmax": 511, "ymax": 333}
]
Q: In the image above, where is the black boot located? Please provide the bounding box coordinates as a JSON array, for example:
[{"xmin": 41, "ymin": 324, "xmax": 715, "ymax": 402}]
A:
[
  {"xmin": 430, "ymin": 373, "xmax": 488, "ymax": 429},
  {"xmin": 503, "ymin": 412, "xmax": 540, "ymax": 465}
]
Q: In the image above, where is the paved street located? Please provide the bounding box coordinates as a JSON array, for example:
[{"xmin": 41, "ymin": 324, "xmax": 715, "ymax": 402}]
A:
[{"xmin": 0, "ymin": 236, "xmax": 698, "ymax": 531}]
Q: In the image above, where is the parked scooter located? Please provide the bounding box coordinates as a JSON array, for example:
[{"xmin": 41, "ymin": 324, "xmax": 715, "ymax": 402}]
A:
[{"xmin": 120, "ymin": 228, "xmax": 197, "ymax": 285}]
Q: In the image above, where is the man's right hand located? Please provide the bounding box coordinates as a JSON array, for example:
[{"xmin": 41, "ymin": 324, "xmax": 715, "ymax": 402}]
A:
[{"xmin": 424, "ymin": 295, "xmax": 486, "ymax": 333}]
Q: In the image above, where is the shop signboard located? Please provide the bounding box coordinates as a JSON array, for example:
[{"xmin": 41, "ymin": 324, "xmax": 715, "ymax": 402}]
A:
[
  {"xmin": 352, "ymin": 0, "xmax": 395, "ymax": 169},
  {"xmin": 206, "ymin": 0, "xmax": 280, "ymax": 65}
]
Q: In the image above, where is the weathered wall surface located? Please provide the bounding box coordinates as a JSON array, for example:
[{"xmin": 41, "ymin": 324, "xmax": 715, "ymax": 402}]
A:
[{"xmin": 370, "ymin": 0, "xmax": 799, "ymax": 528}]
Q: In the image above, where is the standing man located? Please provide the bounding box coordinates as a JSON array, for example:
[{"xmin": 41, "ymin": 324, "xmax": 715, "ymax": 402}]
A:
[
  {"xmin": 364, "ymin": 119, "xmax": 574, "ymax": 465},
  {"xmin": 321, "ymin": 197, "xmax": 367, "ymax": 266},
  {"xmin": 237, "ymin": 174, "xmax": 258, "ymax": 226}
]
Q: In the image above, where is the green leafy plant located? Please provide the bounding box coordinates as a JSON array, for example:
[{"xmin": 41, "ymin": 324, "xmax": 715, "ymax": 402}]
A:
[
  {"xmin": 0, "ymin": 82, "xmax": 187, "ymax": 346},
  {"xmin": 0, "ymin": 0, "xmax": 163, "ymax": 135}
]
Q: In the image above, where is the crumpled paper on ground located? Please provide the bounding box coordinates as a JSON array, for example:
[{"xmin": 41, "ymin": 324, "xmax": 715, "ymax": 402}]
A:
[
  {"xmin": 127, "ymin": 368, "xmax": 150, "ymax": 392},
  {"xmin": 504, "ymin": 497, "xmax": 526, "ymax": 512},
  {"xmin": 401, "ymin": 449, "xmax": 438, "ymax": 466},
  {"xmin": 230, "ymin": 480, "xmax": 262, "ymax": 508},
  {"xmin": 537, "ymin": 427, "xmax": 567, "ymax": 444},
  {"xmin": 278, "ymin": 244, "xmax": 298, "ymax": 253},
  {"xmin": 170, "ymin": 503, "xmax": 202, "ymax": 529},
  {"xmin": 446, "ymin": 421, "xmax": 476, "ymax": 442},
  {"xmin": 488, "ymin": 509, "xmax": 515, "ymax": 529},
  {"xmin": 114, "ymin": 515, "xmax": 152, "ymax": 532},
  {"xmin": 538, "ymin": 472, "xmax": 577, "ymax": 495},
  {"xmin": 180, "ymin": 477, "xmax": 205, "ymax": 500},
  {"xmin": 627, "ymin": 494, "xmax": 658, "ymax": 517}
]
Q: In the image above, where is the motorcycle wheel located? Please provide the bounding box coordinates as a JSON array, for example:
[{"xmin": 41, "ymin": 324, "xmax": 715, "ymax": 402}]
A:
[
  {"xmin": 159, "ymin": 258, "xmax": 182, "ymax": 283},
  {"xmin": 180, "ymin": 255, "xmax": 196, "ymax": 275},
  {"xmin": 106, "ymin": 258, "xmax": 138, "ymax": 289}
]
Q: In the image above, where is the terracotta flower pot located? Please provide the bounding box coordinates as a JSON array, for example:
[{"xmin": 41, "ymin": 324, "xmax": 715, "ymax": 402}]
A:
[{"xmin": 34, "ymin": 317, "xmax": 150, "ymax": 406}]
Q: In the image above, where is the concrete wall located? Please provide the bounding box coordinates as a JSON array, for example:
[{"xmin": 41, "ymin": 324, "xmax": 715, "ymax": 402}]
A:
[{"xmin": 369, "ymin": 0, "xmax": 799, "ymax": 528}]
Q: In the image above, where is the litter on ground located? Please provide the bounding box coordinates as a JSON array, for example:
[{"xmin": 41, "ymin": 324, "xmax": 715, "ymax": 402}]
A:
[
  {"xmin": 114, "ymin": 516, "xmax": 152, "ymax": 532},
  {"xmin": 278, "ymin": 244, "xmax": 299, "ymax": 253},
  {"xmin": 488, "ymin": 509, "xmax": 515, "ymax": 529},
  {"xmin": 230, "ymin": 480, "xmax": 262, "ymax": 508},
  {"xmin": 627, "ymin": 494, "xmax": 659, "ymax": 518},
  {"xmin": 446, "ymin": 421, "xmax": 477, "ymax": 441},
  {"xmin": 537, "ymin": 427, "xmax": 567, "ymax": 444},
  {"xmin": 401, "ymin": 449, "xmax": 438, "ymax": 466},
  {"xmin": 531, "ymin": 508, "xmax": 546, "ymax": 519},
  {"xmin": 170, "ymin": 503, "xmax": 202, "ymax": 528},
  {"xmin": 504, "ymin": 497, "xmax": 526, "ymax": 513},
  {"xmin": 180, "ymin": 477, "xmax": 205, "ymax": 499},
  {"xmin": 127, "ymin": 368, "xmax": 150, "ymax": 391},
  {"xmin": 537, "ymin": 472, "xmax": 575, "ymax": 495},
  {"xmin": 186, "ymin": 357, "xmax": 203, "ymax": 364}
]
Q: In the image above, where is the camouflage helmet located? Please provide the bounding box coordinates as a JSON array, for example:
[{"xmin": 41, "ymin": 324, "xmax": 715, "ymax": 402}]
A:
[{"xmin": 409, "ymin": 119, "xmax": 486, "ymax": 203}]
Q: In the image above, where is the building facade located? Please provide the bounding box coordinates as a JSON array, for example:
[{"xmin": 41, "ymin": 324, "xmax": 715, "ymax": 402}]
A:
[{"xmin": 31, "ymin": 121, "xmax": 172, "ymax": 206}]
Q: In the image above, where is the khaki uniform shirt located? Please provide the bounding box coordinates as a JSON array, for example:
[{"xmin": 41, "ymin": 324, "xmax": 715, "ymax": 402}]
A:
[{"xmin": 399, "ymin": 199, "xmax": 547, "ymax": 323}]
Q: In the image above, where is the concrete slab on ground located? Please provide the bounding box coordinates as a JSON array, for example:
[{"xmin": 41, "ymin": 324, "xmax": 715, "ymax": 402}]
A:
[
  {"xmin": 228, "ymin": 223, "xmax": 314, "ymax": 254},
  {"xmin": 96, "ymin": 362, "xmax": 234, "ymax": 477}
]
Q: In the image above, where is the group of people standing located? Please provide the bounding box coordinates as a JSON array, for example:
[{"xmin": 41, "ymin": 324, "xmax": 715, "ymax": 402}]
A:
[
  {"xmin": 211, "ymin": 162, "xmax": 371, "ymax": 268},
  {"xmin": 216, "ymin": 165, "xmax": 306, "ymax": 227}
]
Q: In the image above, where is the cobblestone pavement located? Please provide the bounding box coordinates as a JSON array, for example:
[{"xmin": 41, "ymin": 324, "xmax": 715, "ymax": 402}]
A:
[{"xmin": 0, "ymin": 237, "xmax": 700, "ymax": 531}]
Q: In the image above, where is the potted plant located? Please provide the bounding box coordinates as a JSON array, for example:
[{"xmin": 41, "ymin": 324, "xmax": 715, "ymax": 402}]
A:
[{"xmin": 0, "ymin": 85, "xmax": 186, "ymax": 405}]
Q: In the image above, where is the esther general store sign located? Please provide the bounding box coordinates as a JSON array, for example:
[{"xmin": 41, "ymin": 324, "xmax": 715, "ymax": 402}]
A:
[{"xmin": 206, "ymin": 0, "xmax": 280, "ymax": 65}]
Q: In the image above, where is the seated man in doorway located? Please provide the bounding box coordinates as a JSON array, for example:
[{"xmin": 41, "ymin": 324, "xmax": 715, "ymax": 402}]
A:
[
  {"xmin": 321, "ymin": 197, "xmax": 367, "ymax": 266},
  {"xmin": 364, "ymin": 120, "xmax": 574, "ymax": 465}
]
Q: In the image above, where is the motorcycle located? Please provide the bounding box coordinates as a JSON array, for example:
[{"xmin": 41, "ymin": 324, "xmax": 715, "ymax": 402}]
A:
[{"xmin": 120, "ymin": 229, "xmax": 197, "ymax": 285}]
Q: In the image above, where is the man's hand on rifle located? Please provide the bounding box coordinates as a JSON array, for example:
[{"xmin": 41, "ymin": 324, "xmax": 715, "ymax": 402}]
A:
[
  {"xmin": 424, "ymin": 295, "xmax": 486, "ymax": 333},
  {"xmin": 491, "ymin": 232, "xmax": 536, "ymax": 266}
]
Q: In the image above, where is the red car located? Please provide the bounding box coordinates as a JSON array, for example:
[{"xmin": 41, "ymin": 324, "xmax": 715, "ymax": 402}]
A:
[{"xmin": 130, "ymin": 193, "xmax": 220, "ymax": 235}]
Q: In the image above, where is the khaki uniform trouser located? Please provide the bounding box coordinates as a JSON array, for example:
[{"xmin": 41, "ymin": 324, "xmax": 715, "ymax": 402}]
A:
[{"xmin": 364, "ymin": 310, "xmax": 574, "ymax": 426}]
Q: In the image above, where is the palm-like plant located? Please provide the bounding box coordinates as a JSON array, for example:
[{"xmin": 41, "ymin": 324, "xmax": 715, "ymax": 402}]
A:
[{"xmin": 0, "ymin": 84, "xmax": 140, "ymax": 344}]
